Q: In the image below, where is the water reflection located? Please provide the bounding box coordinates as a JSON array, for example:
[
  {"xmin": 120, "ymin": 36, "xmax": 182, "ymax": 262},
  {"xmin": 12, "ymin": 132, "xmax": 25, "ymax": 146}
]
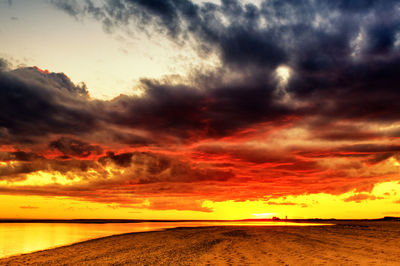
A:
[{"xmin": 0, "ymin": 221, "xmax": 330, "ymax": 258}]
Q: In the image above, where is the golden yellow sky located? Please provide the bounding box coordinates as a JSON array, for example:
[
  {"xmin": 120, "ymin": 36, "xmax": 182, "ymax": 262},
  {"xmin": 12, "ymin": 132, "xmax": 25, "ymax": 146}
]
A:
[{"xmin": 1, "ymin": 181, "xmax": 399, "ymax": 220}]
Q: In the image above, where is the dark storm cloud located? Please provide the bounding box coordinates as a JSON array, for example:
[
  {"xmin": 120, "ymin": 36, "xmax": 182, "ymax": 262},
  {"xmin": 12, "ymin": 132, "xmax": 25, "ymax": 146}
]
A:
[
  {"xmin": 51, "ymin": 0, "xmax": 399, "ymax": 67},
  {"xmin": 0, "ymin": 151, "xmax": 43, "ymax": 162},
  {"xmin": 0, "ymin": 148, "xmax": 233, "ymax": 184},
  {"xmin": 99, "ymin": 152, "xmax": 134, "ymax": 167},
  {"xmin": 105, "ymin": 81, "xmax": 208, "ymax": 138},
  {"xmin": 6, "ymin": 0, "xmax": 400, "ymax": 142},
  {"xmin": 0, "ymin": 61, "xmax": 289, "ymax": 150},
  {"xmin": 106, "ymin": 76, "xmax": 288, "ymax": 139},
  {"xmin": 51, "ymin": 0, "xmax": 400, "ymax": 123},
  {"xmin": 50, "ymin": 137, "xmax": 103, "ymax": 158},
  {"xmin": 288, "ymin": 56, "xmax": 400, "ymax": 123},
  {"xmin": 0, "ymin": 67, "xmax": 99, "ymax": 144},
  {"xmin": 99, "ymin": 151, "xmax": 234, "ymax": 183},
  {"xmin": 0, "ymin": 150, "xmax": 101, "ymax": 179},
  {"xmin": 51, "ymin": 0, "xmax": 82, "ymax": 17},
  {"xmin": 2, "ymin": 0, "xmax": 400, "ymax": 204},
  {"xmin": 0, "ymin": 151, "xmax": 45, "ymax": 178},
  {"xmin": 52, "ymin": 0, "xmax": 289, "ymax": 68},
  {"xmin": 109, "ymin": 131, "xmax": 154, "ymax": 146},
  {"xmin": 0, "ymin": 58, "xmax": 8, "ymax": 70},
  {"xmin": 0, "ymin": 149, "xmax": 235, "ymax": 207}
]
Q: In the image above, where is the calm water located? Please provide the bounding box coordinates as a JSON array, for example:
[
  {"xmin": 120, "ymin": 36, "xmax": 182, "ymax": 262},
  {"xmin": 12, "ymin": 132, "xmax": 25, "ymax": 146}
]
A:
[{"xmin": 0, "ymin": 221, "xmax": 327, "ymax": 258}]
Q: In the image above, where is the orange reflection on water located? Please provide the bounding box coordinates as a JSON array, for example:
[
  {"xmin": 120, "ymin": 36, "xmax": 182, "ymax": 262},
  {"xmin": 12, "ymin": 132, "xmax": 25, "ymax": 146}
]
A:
[{"xmin": 0, "ymin": 221, "xmax": 332, "ymax": 258}]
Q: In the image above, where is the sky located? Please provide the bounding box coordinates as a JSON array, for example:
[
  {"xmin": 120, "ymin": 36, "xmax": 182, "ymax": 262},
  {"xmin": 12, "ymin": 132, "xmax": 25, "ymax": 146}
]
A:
[{"xmin": 1, "ymin": 0, "xmax": 400, "ymax": 220}]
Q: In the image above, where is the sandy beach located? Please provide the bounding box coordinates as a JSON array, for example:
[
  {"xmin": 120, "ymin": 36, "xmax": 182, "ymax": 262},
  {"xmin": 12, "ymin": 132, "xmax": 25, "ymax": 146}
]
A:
[{"xmin": 1, "ymin": 221, "xmax": 399, "ymax": 265}]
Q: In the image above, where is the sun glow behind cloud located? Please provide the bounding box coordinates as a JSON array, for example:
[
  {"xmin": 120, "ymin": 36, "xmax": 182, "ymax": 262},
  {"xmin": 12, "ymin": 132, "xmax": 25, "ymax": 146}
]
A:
[{"xmin": 276, "ymin": 66, "xmax": 291, "ymax": 84}]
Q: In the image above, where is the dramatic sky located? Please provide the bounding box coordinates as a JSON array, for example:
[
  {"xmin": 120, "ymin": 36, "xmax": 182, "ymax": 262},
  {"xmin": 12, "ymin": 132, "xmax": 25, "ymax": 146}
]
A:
[{"xmin": 1, "ymin": 0, "xmax": 400, "ymax": 219}]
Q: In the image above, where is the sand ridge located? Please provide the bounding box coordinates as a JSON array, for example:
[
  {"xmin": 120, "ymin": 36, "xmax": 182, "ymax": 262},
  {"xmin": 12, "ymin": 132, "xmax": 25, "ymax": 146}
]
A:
[{"xmin": 1, "ymin": 221, "xmax": 399, "ymax": 265}]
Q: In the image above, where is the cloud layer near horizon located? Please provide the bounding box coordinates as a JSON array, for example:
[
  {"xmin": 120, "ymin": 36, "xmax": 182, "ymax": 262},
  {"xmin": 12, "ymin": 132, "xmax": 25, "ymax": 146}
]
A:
[{"xmin": 2, "ymin": 0, "xmax": 400, "ymax": 211}]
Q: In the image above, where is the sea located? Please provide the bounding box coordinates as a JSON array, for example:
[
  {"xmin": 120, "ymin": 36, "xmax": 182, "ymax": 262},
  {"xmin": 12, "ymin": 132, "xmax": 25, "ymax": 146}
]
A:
[{"xmin": 0, "ymin": 221, "xmax": 326, "ymax": 258}]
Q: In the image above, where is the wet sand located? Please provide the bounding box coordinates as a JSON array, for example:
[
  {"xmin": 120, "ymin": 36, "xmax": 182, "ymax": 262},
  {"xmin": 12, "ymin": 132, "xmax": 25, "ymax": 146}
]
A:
[{"xmin": 1, "ymin": 221, "xmax": 399, "ymax": 265}]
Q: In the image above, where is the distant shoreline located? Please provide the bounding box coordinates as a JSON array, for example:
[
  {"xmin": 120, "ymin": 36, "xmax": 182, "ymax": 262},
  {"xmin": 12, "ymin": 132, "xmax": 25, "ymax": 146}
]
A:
[{"xmin": 0, "ymin": 216, "xmax": 398, "ymax": 223}]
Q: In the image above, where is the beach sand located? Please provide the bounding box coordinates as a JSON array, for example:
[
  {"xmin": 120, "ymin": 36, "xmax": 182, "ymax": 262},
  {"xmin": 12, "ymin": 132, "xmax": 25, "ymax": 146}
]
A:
[{"xmin": 1, "ymin": 221, "xmax": 399, "ymax": 265}]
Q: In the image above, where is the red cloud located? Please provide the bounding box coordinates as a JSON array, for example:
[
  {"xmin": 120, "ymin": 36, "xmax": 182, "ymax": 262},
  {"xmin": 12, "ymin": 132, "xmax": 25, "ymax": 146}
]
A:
[
  {"xmin": 19, "ymin": 206, "xmax": 39, "ymax": 209},
  {"xmin": 344, "ymin": 193, "xmax": 384, "ymax": 203}
]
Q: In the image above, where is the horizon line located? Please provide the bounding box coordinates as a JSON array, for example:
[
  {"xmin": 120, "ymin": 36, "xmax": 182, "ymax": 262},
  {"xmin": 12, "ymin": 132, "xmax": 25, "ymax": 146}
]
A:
[{"xmin": 0, "ymin": 217, "xmax": 399, "ymax": 223}]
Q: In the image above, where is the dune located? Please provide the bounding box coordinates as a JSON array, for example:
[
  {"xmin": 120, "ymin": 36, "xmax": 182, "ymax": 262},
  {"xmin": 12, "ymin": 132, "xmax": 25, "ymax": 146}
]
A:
[{"xmin": 1, "ymin": 221, "xmax": 399, "ymax": 265}]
